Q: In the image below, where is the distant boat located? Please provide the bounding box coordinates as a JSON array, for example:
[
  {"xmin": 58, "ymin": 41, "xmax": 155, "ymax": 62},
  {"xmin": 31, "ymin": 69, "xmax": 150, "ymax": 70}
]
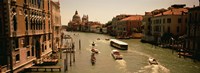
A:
[
  {"xmin": 110, "ymin": 39, "xmax": 128, "ymax": 50},
  {"xmin": 105, "ymin": 38, "xmax": 110, "ymax": 41}
]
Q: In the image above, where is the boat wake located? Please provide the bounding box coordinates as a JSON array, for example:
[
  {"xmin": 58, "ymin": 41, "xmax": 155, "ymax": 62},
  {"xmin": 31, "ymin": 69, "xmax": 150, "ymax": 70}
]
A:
[
  {"xmin": 135, "ymin": 64, "xmax": 170, "ymax": 73},
  {"xmin": 127, "ymin": 50, "xmax": 170, "ymax": 73},
  {"xmin": 116, "ymin": 60, "xmax": 131, "ymax": 73}
]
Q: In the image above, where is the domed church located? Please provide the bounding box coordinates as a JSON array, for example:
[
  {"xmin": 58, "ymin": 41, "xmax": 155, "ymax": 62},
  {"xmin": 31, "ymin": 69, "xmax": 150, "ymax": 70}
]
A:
[
  {"xmin": 72, "ymin": 10, "xmax": 81, "ymax": 23},
  {"xmin": 68, "ymin": 10, "xmax": 89, "ymax": 31}
]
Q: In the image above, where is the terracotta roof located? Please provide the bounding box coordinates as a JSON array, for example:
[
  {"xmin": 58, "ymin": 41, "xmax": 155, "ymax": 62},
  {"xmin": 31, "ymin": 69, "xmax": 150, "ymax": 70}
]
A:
[
  {"xmin": 154, "ymin": 8, "xmax": 188, "ymax": 16},
  {"xmin": 120, "ymin": 15, "xmax": 143, "ymax": 21},
  {"xmin": 145, "ymin": 12, "xmax": 153, "ymax": 15}
]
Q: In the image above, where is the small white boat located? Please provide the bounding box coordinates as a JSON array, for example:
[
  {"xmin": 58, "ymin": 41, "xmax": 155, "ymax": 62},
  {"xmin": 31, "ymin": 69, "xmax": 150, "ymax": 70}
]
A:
[
  {"xmin": 111, "ymin": 50, "xmax": 123, "ymax": 60},
  {"xmin": 148, "ymin": 58, "xmax": 158, "ymax": 65}
]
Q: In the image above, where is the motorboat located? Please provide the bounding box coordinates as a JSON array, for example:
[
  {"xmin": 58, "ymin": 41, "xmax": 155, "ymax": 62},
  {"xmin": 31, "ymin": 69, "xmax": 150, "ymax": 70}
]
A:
[
  {"xmin": 111, "ymin": 50, "xmax": 123, "ymax": 60},
  {"xmin": 148, "ymin": 58, "xmax": 158, "ymax": 65}
]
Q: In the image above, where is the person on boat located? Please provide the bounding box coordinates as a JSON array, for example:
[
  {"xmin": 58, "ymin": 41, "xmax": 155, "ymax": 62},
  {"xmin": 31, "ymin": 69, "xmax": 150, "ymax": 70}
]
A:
[
  {"xmin": 92, "ymin": 42, "xmax": 95, "ymax": 46},
  {"xmin": 91, "ymin": 48, "xmax": 99, "ymax": 54}
]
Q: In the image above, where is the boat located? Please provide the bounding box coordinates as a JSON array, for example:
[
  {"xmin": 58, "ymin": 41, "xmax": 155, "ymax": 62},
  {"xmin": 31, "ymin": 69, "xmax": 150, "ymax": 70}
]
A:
[
  {"xmin": 91, "ymin": 48, "xmax": 99, "ymax": 54},
  {"xmin": 148, "ymin": 58, "xmax": 158, "ymax": 65},
  {"xmin": 105, "ymin": 38, "xmax": 110, "ymax": 41},
  {"xmin": 91, "ymin": 53, "xmax": 96, "ymax": 65},
  {"xmin": 111, "ymin": 50, "xmax": 123, "ymax": 60},
  {"xmin": 110, "ymin": 39, "xmax": 128, "ymax": 50}
]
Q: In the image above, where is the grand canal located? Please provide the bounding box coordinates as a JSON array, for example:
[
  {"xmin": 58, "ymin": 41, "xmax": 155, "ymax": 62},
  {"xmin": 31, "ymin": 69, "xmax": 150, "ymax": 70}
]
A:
[{"xmin": 29, "ymin": 32, "xmax": 200, "ymax": 73}]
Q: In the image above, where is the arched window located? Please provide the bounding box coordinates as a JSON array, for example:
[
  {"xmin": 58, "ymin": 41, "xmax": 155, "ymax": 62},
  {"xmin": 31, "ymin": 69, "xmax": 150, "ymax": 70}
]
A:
[
  {"xmin": 13, "ymin": 15, "xmax": 17, "ymax": 31},
  {"xmin": 16, "ymin": 54, "xmax": 20, "ymax": 62},
  {"xmin": 43, "ymin": 20, "xmax": 45, "ymax": 30},
  {"xmin": 30, "ymin": 19, "xmax": 33, "ymax": 30},
  {"xmin": 25, "ymin": 17, "xmax": 28, "ymax": 30}
]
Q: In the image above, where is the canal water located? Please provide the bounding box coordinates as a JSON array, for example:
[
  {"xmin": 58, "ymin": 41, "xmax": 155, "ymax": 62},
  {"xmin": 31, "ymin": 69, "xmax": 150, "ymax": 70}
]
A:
[{"xmin": 29, "ymin": 32, "xmax": 200, "ymax": 73}]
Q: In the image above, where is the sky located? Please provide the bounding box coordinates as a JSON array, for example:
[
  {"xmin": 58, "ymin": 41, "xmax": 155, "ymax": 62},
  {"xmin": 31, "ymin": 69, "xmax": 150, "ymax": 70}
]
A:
[{"xmin": 56, "ymin": 0, "xmax": 199, "ymax": 25}]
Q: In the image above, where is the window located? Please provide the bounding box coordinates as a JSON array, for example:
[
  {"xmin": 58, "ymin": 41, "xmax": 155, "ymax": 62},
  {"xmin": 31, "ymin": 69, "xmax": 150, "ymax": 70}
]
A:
[
  {"xmin": 16, "ymin": 54, "xmax": 20, "ymax": 62},
  {"xmin": 177, "ymin": 26, "xmax": 180, "ymax": 33},
  {"xmin": 48, "ymin": 34, "xmax": 51, "ymax": 40},
  {"xmin": 13, "ymin": 15, "xmax": 17, "ymax": 31},
  {"xmin": 45, "ymin": 45, "xmax": 47, "ymax": 50},
  {"xmin": 38, "ymin": 0, "xmax": 41, "ymax": 8},
  {"xmin": 195, "ymin": 13, "xmax": 197, "ymax": 22},
  {"xmin": 167, "ymin": 26, "xmax": 170, "ymax": 33},
  {"xmin": 27, "ymin": 51, "xmax": 30, "ymax": 57},
  {"xmin": 155, "ymin": 26, "xmax": 160, "ymax": 32},
  {"xmin": 14, "ymin": 38, "xmax": 19, "ymax": 48},
  {"xmin": 31, "ymin": 47, "xmax": 34, "ymax": 56},
  {"xmin": 24, "ymin": 0, "xmax": 27, "ymax": 3},
  {"xmin": 36, "ymin": 22, "xmax": 39, "ymax": 30},
  {"xmin": 30, "ymin": 19, "xmax": 33, "ymax": 30},
  {"xmin": 185, "ymin": 18, "xmax": 187, "ymax": 23},
  {"xmin": 43, "ymin": 35, "xmax": 46, "ymax": 42},
  {"xmin": 24, "ymin": 36, "xmax": 29, "ymax": 47},
  {"xmin": 148, "ymin": 18, "xmax": 151, "ymax": 22},
  {"xmin": 178, "ymin": 18, "xmax": 182, "ymax": 23},
  {"xmin": 167, "ymin": 18, "xmax": 171, "ymax": 23},
  {"xmin": 159, "ymin": 19, "xmax": 162, "ymax": 24},
  {"xmin": 42, "ymin": 44, "xmax": 44, "ymax": 52},
  {"xmin": 49, "ymin": 44, "xmax": 51, "ymax": 49},
  {"xmin": 163, "ymin": 19, "xmax": 165, "ymax": 24},
  {"xmin": 189, "ymin": 13, "xmax": 192, "ymax": 23},
  {"xmin": 25, "ymin": 17, "xmax": 28, "ymax": 30}
]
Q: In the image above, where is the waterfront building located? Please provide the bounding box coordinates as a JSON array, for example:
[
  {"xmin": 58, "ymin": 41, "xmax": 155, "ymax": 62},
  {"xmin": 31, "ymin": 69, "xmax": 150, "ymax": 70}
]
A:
[
  {"xmin": 142, "ymin": 4, "xmax": 188, "ymax": 44},
  {"xmin": 142, "ymin": 12, "xmax": 154, "ymax": 42},
  {"xmin": 51, "ymin": 1, "xmax": 61, "ymax": 52},
  {"xmin": 115, "ymin": 15, "xmax": 143, "ymax": 39},
  {"xmin": 109, "ymin": 14, "xmax": 131, "ymax": 36},
  {"xmin": 0, "ymin": 0, "xmax": 52, "ymax": 72},
  {"xmin": 88, "ymin": 21, "xmax": 102, "ymax": 33},
  {"xmin": 186, "ymin": 5, "xmax": 200, "ymax": 59}
]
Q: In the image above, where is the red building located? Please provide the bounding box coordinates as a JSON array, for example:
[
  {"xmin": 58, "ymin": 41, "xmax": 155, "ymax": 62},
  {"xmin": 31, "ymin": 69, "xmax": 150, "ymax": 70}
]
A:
[{"xmin": 115, "ymin": 15, "xmax": 143, "ymax": 39}]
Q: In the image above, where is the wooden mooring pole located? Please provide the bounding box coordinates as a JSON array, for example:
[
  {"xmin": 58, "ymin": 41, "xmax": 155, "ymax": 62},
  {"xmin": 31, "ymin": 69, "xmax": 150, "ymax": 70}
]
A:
[{"xmin": 79, "ymin": 39, "xmax": 81, "ymax": 50}]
